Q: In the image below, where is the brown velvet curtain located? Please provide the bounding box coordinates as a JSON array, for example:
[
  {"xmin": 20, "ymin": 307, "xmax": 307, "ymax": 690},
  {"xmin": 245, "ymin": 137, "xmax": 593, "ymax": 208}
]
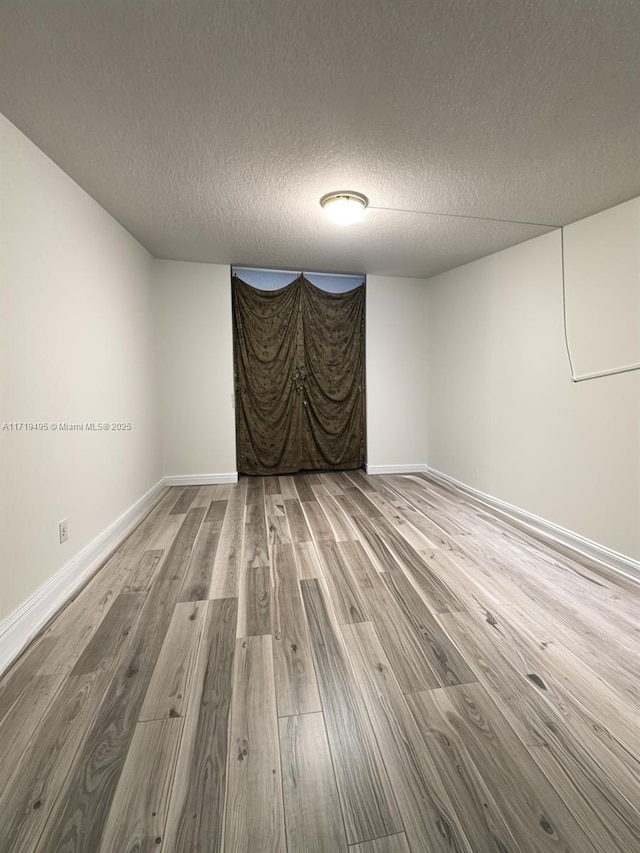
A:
[{"xmin": 232, "ymin": 274, "xmax": 366, "ymax": 475}]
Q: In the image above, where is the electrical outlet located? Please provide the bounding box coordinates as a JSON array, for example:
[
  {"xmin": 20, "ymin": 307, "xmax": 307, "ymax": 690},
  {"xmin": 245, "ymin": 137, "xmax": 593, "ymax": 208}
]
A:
[{"xmin": 59, "ymin": 518, "xmax": 69, "ymax": 544}]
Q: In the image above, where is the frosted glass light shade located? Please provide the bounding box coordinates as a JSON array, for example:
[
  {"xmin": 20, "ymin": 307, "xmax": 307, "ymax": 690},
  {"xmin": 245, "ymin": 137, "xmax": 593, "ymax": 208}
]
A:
[{"xmin": 320, "ymin": 192, "xmax": 368, "ymax": 225}]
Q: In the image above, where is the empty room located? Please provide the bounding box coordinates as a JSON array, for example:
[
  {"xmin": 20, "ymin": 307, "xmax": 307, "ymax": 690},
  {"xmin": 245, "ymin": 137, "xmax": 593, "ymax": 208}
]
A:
[{"xmin": 1, "ymin": 2, "xmax": 639, "ymax": 852}]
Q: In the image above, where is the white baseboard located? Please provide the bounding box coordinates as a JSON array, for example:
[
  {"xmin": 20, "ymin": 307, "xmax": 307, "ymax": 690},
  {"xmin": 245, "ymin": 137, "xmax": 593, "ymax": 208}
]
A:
[
  {"xmin": 163, "ymin": 472, "xmax": 238, "ymax": 486},
  {"xmin": 365, "ymin": 463, "xmax": 428, "ymax": 475},
  {"xmin": 0, "ymin": 479, "xmax": 167, "ymax": 678},
  {"xmin": 425, "ymin": 466, "xmax": 640, "ymax": 583}
]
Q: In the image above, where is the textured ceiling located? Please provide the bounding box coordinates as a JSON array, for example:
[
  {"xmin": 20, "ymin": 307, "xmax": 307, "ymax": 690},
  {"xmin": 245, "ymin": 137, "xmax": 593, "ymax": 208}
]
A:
[{"xmin": 1, "ymin": 0, "xmax": 639, "ymax": 278}]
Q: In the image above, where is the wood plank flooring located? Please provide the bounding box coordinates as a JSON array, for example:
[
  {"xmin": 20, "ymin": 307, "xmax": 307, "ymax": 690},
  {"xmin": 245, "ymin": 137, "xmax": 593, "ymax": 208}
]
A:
[{"xmin": 0, "ymin": 471, "xmax": 638, "ymax": 852}]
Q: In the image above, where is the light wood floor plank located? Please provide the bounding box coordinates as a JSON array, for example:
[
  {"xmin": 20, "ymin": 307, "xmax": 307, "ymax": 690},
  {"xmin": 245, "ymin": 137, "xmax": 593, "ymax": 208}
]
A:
[
  {"xmin": 355, "ymin": 514, "xmax": 466, "ymax": 613},
  {"xmin": 266, "ymin": 493, "xmax": 292, "ymax": 546},
  {"xmin": 440, "ymin": 608, "xmax": 640, "ymax": 812},
  {"xmin": 1, "ymin": 671, "xmax": 111, "ymax": 853},
  {"xmin": 341, "ymin": 621, "xmax": 472, "ymax": 853},
  {"xmin": 162, "ymin": 598, "xmax": 237, "ymax": 853},
  {"xmin": 123, "ymin": 548, "xmax": 165, "ymax": 593},
  {"xmin": 224, "ymin": 635, "xmax": 286, "ymax": 853},
  {"xmin": 209, "ymin": 477, "xmax": 248, "ymax": 598},
  {"xmin": 272, "ymin": 543, "xmax": 321, "ymax": 716},
  {"xmin": 279, "ymin": 475, "xmax": 298, "ymax": 499},
  {"xmin": 294, "ymin": 540, "xmax": 324, "ymax": 579},
  {"xmin": 382, "ymin": 567, "xmax": 477, "ymax": 687},
  {"xmin": 408, "ymin": 682, "xmax": 601, "ymax": 853},
  {"xmin": 339, "ymin": 540, "xmax": 441, "ymax": 692},
  {"xmin": 98, "ymin": 718, "xmax": 183, "ymax": 852},
  {"xmin": 238, "ymin": 564, "xmax": 271, "ymax": 637},
  {"xmin": 317, "ymin": 539, "xmax": 369, "ymax": 624},
  {"xmin": 0, "ymin": 673, "xmax": 66, "ymax": 796},
  {"xmin": 139, "ymin": 599, "xmax": 207, "ymax": 722},
  {"xmin": 313, "ymin": 485, "xmax": 359, "ymax": 540},
  {"xmin": 301, "ymin": 578, "xmax": 402, "ymax": 845},
  {"xmin": 279, "ymin": 712, "xmax": 348, "ymax": 853},
  {"xmin": 70, "ymin": 591, "xmax": 146, "ymax": 675}
]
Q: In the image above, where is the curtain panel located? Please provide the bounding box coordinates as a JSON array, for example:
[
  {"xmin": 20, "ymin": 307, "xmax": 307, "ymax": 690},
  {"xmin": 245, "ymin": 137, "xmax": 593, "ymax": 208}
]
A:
[{"xmin": 232, "ymin": 274, "xmax": 366, "ymax": 475}]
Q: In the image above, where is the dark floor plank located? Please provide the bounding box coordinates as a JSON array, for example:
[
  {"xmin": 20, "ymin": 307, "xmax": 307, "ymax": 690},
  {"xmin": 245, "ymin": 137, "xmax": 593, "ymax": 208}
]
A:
[
  {"xmin": 345, "ymin": 470, "xmax": 376, "ymax": 492},
  {"xmin": 301, "ymin": 578, "xmax": 401, "ymax": 845},
  {"xmin": 293, "ymin": 474, "xmax": 316, "ymax": 502},
  {"xmin": 245, "ymin": 475, "xmax": 265, "ymax": 505},
  {"xmin": 344, "ymin": 487, "xmax": 384, "ymax": 518},
  {"xmin": 204, "ymin": 499, "xmax": 229, "ymax": 527},
  {"xmin": 162, "ymin": 598, "xmax": 237, "ymax": 853},
  {"xmin": 284, "ymin": 498, "xmax": 312, "ymax": 542},
  {"xmin": 264, "ymin": 475, "xmax": 281, "ymax": 495},
  {"xmin": 170, "ymin": 486, "xmax": 200, "ymax": 515},
  {"xmin": 303, "ymin": 500, "xmax": 335, "ymax": 541},
  {"xmin": 178, "ymin": 519, "xmax": 222, "ymax": 601},
  {"xmin": 70, "ymin": 592, "xmax": 146, "ymax": 675}
]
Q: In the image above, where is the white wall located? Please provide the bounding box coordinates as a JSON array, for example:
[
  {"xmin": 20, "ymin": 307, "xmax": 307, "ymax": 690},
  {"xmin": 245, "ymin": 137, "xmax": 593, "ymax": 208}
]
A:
[
  {"xmin": 426, "ymin": 204, "xmax": 640, "ymax": 560},
  {"xmin": 366, "ymin": 275, "xmax": 428, "ymax": 471},
  {"xmin": 152, "ymin": 260, "xmax": 236, "ymax": 478},
  {"xmin": 563, "ymin": 197, "xmax": 640, "ymax": 376},
  {"xmin": 0, "ymin": 114, "xmax": 162, "ymax": 622}
]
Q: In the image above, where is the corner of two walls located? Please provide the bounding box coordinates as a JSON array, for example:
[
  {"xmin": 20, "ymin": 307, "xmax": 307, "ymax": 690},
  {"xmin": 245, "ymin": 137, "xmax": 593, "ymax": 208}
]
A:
[
  {"xmin": 0, "ymin": 114, "xmax": 162, "ymax": 625},
  {"xmin": 424, "ymin": 198, "xmax": 640, "ymax": 561}
]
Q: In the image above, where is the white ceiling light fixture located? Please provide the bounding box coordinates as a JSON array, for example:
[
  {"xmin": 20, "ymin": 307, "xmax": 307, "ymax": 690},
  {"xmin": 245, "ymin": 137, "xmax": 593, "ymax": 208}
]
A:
[{"xmin": 320, "ymin": 191, "xmax": 369, "ymax": 226}]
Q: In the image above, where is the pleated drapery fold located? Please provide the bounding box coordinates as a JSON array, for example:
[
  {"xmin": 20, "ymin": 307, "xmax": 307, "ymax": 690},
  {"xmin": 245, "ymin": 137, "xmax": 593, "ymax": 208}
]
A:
[{"xmin": 232, "ymin": 274, "xmax": 366, "ymax": 475}]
